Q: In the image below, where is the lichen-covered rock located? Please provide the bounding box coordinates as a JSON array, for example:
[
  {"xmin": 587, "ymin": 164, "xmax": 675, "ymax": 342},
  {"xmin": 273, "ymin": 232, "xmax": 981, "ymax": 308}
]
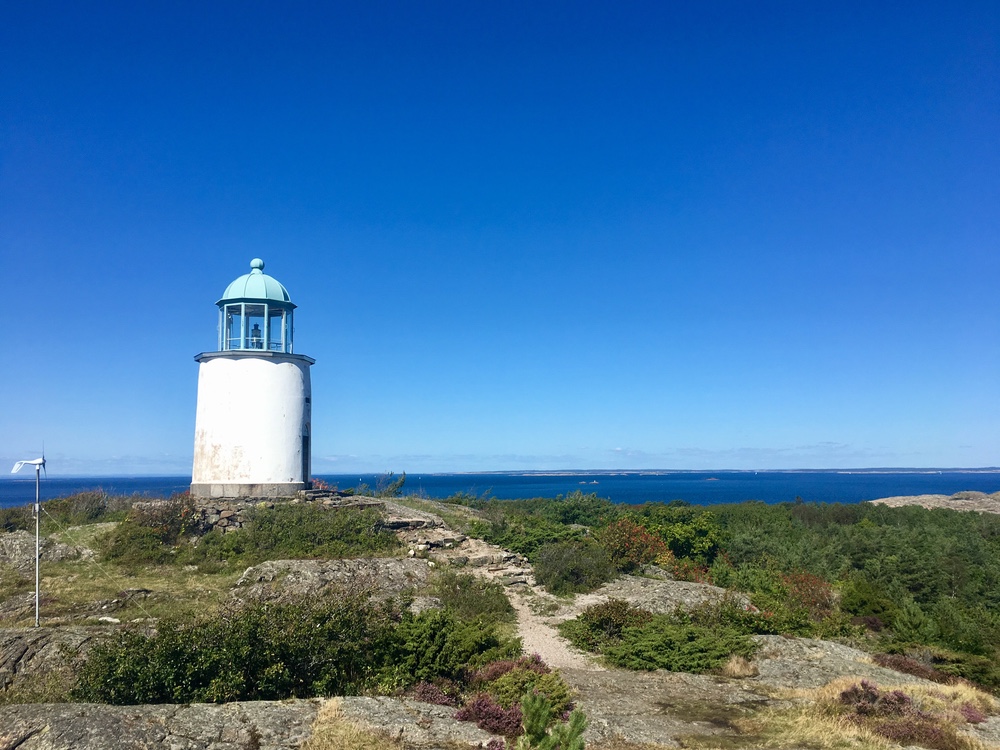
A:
[
  {"xmin": 0, "ymin": 626, "xmax": 110, "ymax": 693},
  {"xmin": 750, "ymin": 635, "xmax": 935, "ymax": 689},
  {"xmin": 0, "ymin": 699, "xmax": 320, "ymax": 750},
  {"xmin": 0, "ymin": 532, "xmax": 86, "ymax": 573},
  {"xmin": 336, "ymin": 696, "xmax": 496, "ymax": 747},
  {"xmin": 233, "ymin": 558, "xmax": 434, "ymax": 602}
]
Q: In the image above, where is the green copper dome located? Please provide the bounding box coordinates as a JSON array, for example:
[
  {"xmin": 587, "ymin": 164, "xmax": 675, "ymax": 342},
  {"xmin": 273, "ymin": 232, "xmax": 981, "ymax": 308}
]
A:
[{"xmin": 218, "ymin": 259, "xmax": 295, "ymax": 306}]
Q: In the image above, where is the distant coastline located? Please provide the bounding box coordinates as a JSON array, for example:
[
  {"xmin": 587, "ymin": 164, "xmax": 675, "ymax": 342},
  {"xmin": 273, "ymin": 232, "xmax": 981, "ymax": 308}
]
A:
[{"xmin": 2, "ymin": 470, "xmax": 1000, "ymax": 509}]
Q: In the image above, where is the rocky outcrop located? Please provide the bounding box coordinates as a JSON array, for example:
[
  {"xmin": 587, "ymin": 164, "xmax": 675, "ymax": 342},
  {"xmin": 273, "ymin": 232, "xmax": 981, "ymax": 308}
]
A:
[
  {"xmin": 187, "ymin": 496, "xmax": 444, "ymax": 535},
  {"xmin": 0, "ymin": 699, "xmax": 320, "ymax": 750},
  {"xmin": 0, "ymin": 627, "xmax": 109, "ymax": 693},
  {"xmin": 870, "ymin": 490, "xmax": 1000, "ymax": 515},
  {"xmin": 0, "ymin": 532, "xmax": 87, "ymax": 573},
  {"xmin": 233, "ymin": 558, "xmax": 434, "ymax": 602},
  {"xmin": 335, "ymin": 696, "xmax": 495, "ymax": 747}
]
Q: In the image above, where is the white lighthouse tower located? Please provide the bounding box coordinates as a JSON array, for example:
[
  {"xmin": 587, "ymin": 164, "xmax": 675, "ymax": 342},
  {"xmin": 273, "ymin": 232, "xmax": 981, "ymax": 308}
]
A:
[{"xmin": 190, "ymin": 258, "xmax": 314, "ymax": 499}]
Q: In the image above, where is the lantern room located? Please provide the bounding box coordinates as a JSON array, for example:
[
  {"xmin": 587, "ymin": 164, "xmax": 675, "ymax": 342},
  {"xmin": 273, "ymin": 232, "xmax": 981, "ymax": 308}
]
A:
[{"xmin": 217, "ymin": 258, "xmax": 296, "ymax": 353}]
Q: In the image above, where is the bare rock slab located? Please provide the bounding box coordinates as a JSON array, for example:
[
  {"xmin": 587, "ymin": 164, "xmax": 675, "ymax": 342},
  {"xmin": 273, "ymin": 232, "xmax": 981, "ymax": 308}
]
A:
[
  {"xmin": 233, "ymin": 558, "xmax": 434, "ymax": 601},
  {"xmin": 337, "ymin": 696, "xmax": 496, "ymax": 748},
  {"xmin": 0, "ymin": 626, "xmax": 109, "ymax": 693},
  {"xmin": 0, "ymin": 700, "xmax": 320, "ymax": 750}
]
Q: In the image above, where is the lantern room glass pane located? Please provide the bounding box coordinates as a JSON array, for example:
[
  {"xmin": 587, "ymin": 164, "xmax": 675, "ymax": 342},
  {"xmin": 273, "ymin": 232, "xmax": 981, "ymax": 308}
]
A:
[
  {"xmin": 267, "ymin": 308, "xmax": 285, "ymax": 351},
  {"xmin": 225, "ymin": 304, "xmax": 243, "ymax": 350},
  {"xmin": 246, "ymin": 304, "xmax": 265, "ymax": 349}
]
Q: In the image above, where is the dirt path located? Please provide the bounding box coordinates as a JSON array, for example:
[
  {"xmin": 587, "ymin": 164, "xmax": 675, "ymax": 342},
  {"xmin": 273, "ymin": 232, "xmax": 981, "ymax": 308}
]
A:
[{"xmin": 508, "ymin": 591, "xmax": 604, "ymax": 672}]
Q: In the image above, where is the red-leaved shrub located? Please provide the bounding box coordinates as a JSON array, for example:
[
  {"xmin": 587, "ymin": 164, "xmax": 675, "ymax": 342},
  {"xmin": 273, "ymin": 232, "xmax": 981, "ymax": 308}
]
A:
[{"xmin": 595, "ymin": 518, "xmax": 667, "ymax": 573}]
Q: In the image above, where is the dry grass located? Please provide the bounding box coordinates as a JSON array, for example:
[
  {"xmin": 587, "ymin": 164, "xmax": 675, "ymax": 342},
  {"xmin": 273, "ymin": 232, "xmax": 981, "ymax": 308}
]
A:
[
  {"xmin": 787, "ymin": 675, "xmax": 1000, "ymax": 715},
  {"xmin": 0, "ymin": 667, "xmax": 77, "ymax": 705},
  {"xmin": 756, "ymin": 676, "xmax": 1000, "ymax": 750},
  {"xmin": 50, "ymin": 522, "xmax": 119, "ymax": 549},
  {"xmin": 588, "ymin": 738, "xmax": 676, "ymax": 750},
  {"xmin": 0, "ymin": 557, "xmax": 241, "ymax": 626},
  {"xmin": 301, "ymin": 699, "xmax": 405, "ymax": 750},
  {"xmin": 719, "ymin": 655, "xmax": 759, "ymax": 679}
]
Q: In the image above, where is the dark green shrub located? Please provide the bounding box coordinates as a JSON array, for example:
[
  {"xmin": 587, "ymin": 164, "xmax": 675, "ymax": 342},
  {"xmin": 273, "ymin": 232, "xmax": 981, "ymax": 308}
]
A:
[
  {"xmin": 390, "ymin": 609, "xmax": 520, "ymax": 685},
  {"xmin": 183, "ymin": 504, "xmax": 399, "ymax": 566},
  {"xmin": 558, "ymin": 599, "xmax": 653, "ymax": 651},
  {"xmin": 99, "ymin": 499, "xmax": 195, "ymax": 567},
  {"xmin": 533, "ymin": 540, "xmax": 615, "ymax": 595},
  {"xmin": 631, "ymin": 505, "xmax": 723, "ymax": 562},
  {"xmin": 431, "ymin": 571, "xmax": 515, "ymax": 624},
  {"xmin": 75, "ymin": 591, "xmax": 398, "ymax": 704},
  {"xmin": 101, "ymin": 525, "xmax": 172, "ymax": 567},
  {"xmin": 840, "ymin": 574, "xmax": 900, "ymax": 626},
  {"xmin": 0, "ymin": 504, "xmax": 32, "ymax": 533},
  {"xmin": 519, "ymin": 692, "xmax": 587, "ymax": 750},
  {"xmin": 601, "ymin": 617, "xmax": 757, "ymax": 672},
  {"xmin": 559, "ymin": 602, "xmax": 757, "ymax": 674},
  {"xmin": 470, "ymin": 513, "xmax": 584, "ymax": 559}
]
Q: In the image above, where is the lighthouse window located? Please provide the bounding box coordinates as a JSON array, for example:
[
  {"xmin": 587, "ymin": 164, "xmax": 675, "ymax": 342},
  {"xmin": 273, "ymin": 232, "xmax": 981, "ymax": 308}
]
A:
[
  {"xmin": 224, "ymin": 305, "xmax": 244, "ymax": 350},
  {"xmin": 245, "ymin": 305, "xmax": 265, "ymax": 349},
  {"xmin": 268, "ymin": 308, "xmax": 285, "ymax": 351}
]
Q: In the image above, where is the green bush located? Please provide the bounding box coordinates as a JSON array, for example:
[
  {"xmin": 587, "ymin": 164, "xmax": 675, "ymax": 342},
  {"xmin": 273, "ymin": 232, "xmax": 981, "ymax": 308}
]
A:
[
  {"xmin": 558, "ymin": 599, "xmax": 653, "ymax": 651},
  {"xmin": 486, "ymin": 669, "xmax": 572, "ymax": 715},
  {"xmin": 75, "ymin": 592, "xmax": 399, "ymax": 704},
  {"xmin": 431, "ymin": 571, "xmax": 516, "ymax": 624},
  {"xmin": 559, "ymin": 601, "xmax": 757, "ymax": 674},
  {"xmin": 469, "ymin": 514, "xmax": 585, "ymax": 560},
  {"xmin": 183, "ymin": 504, "xmax": 399, "ymax": 566},
  {"xmin": 390, "ymin": 609, "xmax": 520, "ymax": 685},
  {"xmin": 100, "ymin": 499, "xmax": 196, "ymax": 567},
  {"xmin": 533, "ymin": 540, "xmax": 616, "ymax": 595},
  {"xmin": 631, "ymin": 504, "xmax": 723, "ymax": 562},
  {"xmin": 516, "ymin": 692, "xmax": 587, "ymax": 750},
  {"xmin": 601, "ymin": 617, "xmax": 757, "ymax": 672}
]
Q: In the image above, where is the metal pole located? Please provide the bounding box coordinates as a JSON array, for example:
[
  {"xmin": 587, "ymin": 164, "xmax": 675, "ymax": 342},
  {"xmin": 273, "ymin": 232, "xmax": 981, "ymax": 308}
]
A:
[{"xmin": 35, "ymin": 464, "xmax": 40, "ymax": 628}]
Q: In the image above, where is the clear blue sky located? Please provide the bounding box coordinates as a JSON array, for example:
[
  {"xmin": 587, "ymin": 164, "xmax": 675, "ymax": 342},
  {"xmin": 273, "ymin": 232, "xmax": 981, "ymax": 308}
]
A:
[{"xmin": 1, "ymin": 1, "xmax": 997, "ymax": 475}]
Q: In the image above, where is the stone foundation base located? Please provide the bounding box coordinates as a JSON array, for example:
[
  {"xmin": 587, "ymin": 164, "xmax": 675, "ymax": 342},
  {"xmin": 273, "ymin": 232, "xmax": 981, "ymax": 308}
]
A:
[{"xmin": 190, "ymin": 482, "xmax": 307, "ymax": 500}]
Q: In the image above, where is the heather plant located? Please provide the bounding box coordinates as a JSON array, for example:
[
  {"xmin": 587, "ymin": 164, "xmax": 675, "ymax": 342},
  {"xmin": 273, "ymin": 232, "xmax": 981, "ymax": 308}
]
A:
[
  {"xmin": 455, "ymin": 693, "xmax": 524, "ymax": 737},
  {"xmin": 872, "ymin": 653, "xmax": 963, "ymax": 686},
  {"xmin": 407, "ymin": 680, "xmax": 461, "ymax": 707},
  {"xmin": 594, "ymin": 518, "xmax": 666, "ymax": 573},
  {"xmin": 486, "ymin": 669, "xmax": 572, "ymax": 716},
  {"xmin": 533, "ymin": 539, "xmax": 615, "ymax": 595},
  {"xmin": 470, "ymin": 654, "xmax": 550, "ymax": 687},
  {"xmin": 836, "ymin": 680, "xmax": 977, "ymax": 750}
]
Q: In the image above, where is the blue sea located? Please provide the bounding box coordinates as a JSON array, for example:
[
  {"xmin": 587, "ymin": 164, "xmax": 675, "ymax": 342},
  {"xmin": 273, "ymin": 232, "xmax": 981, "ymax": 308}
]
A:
[{"xmin": 1, "ymin": 470, "xmax": 999, "ymax": 509}]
